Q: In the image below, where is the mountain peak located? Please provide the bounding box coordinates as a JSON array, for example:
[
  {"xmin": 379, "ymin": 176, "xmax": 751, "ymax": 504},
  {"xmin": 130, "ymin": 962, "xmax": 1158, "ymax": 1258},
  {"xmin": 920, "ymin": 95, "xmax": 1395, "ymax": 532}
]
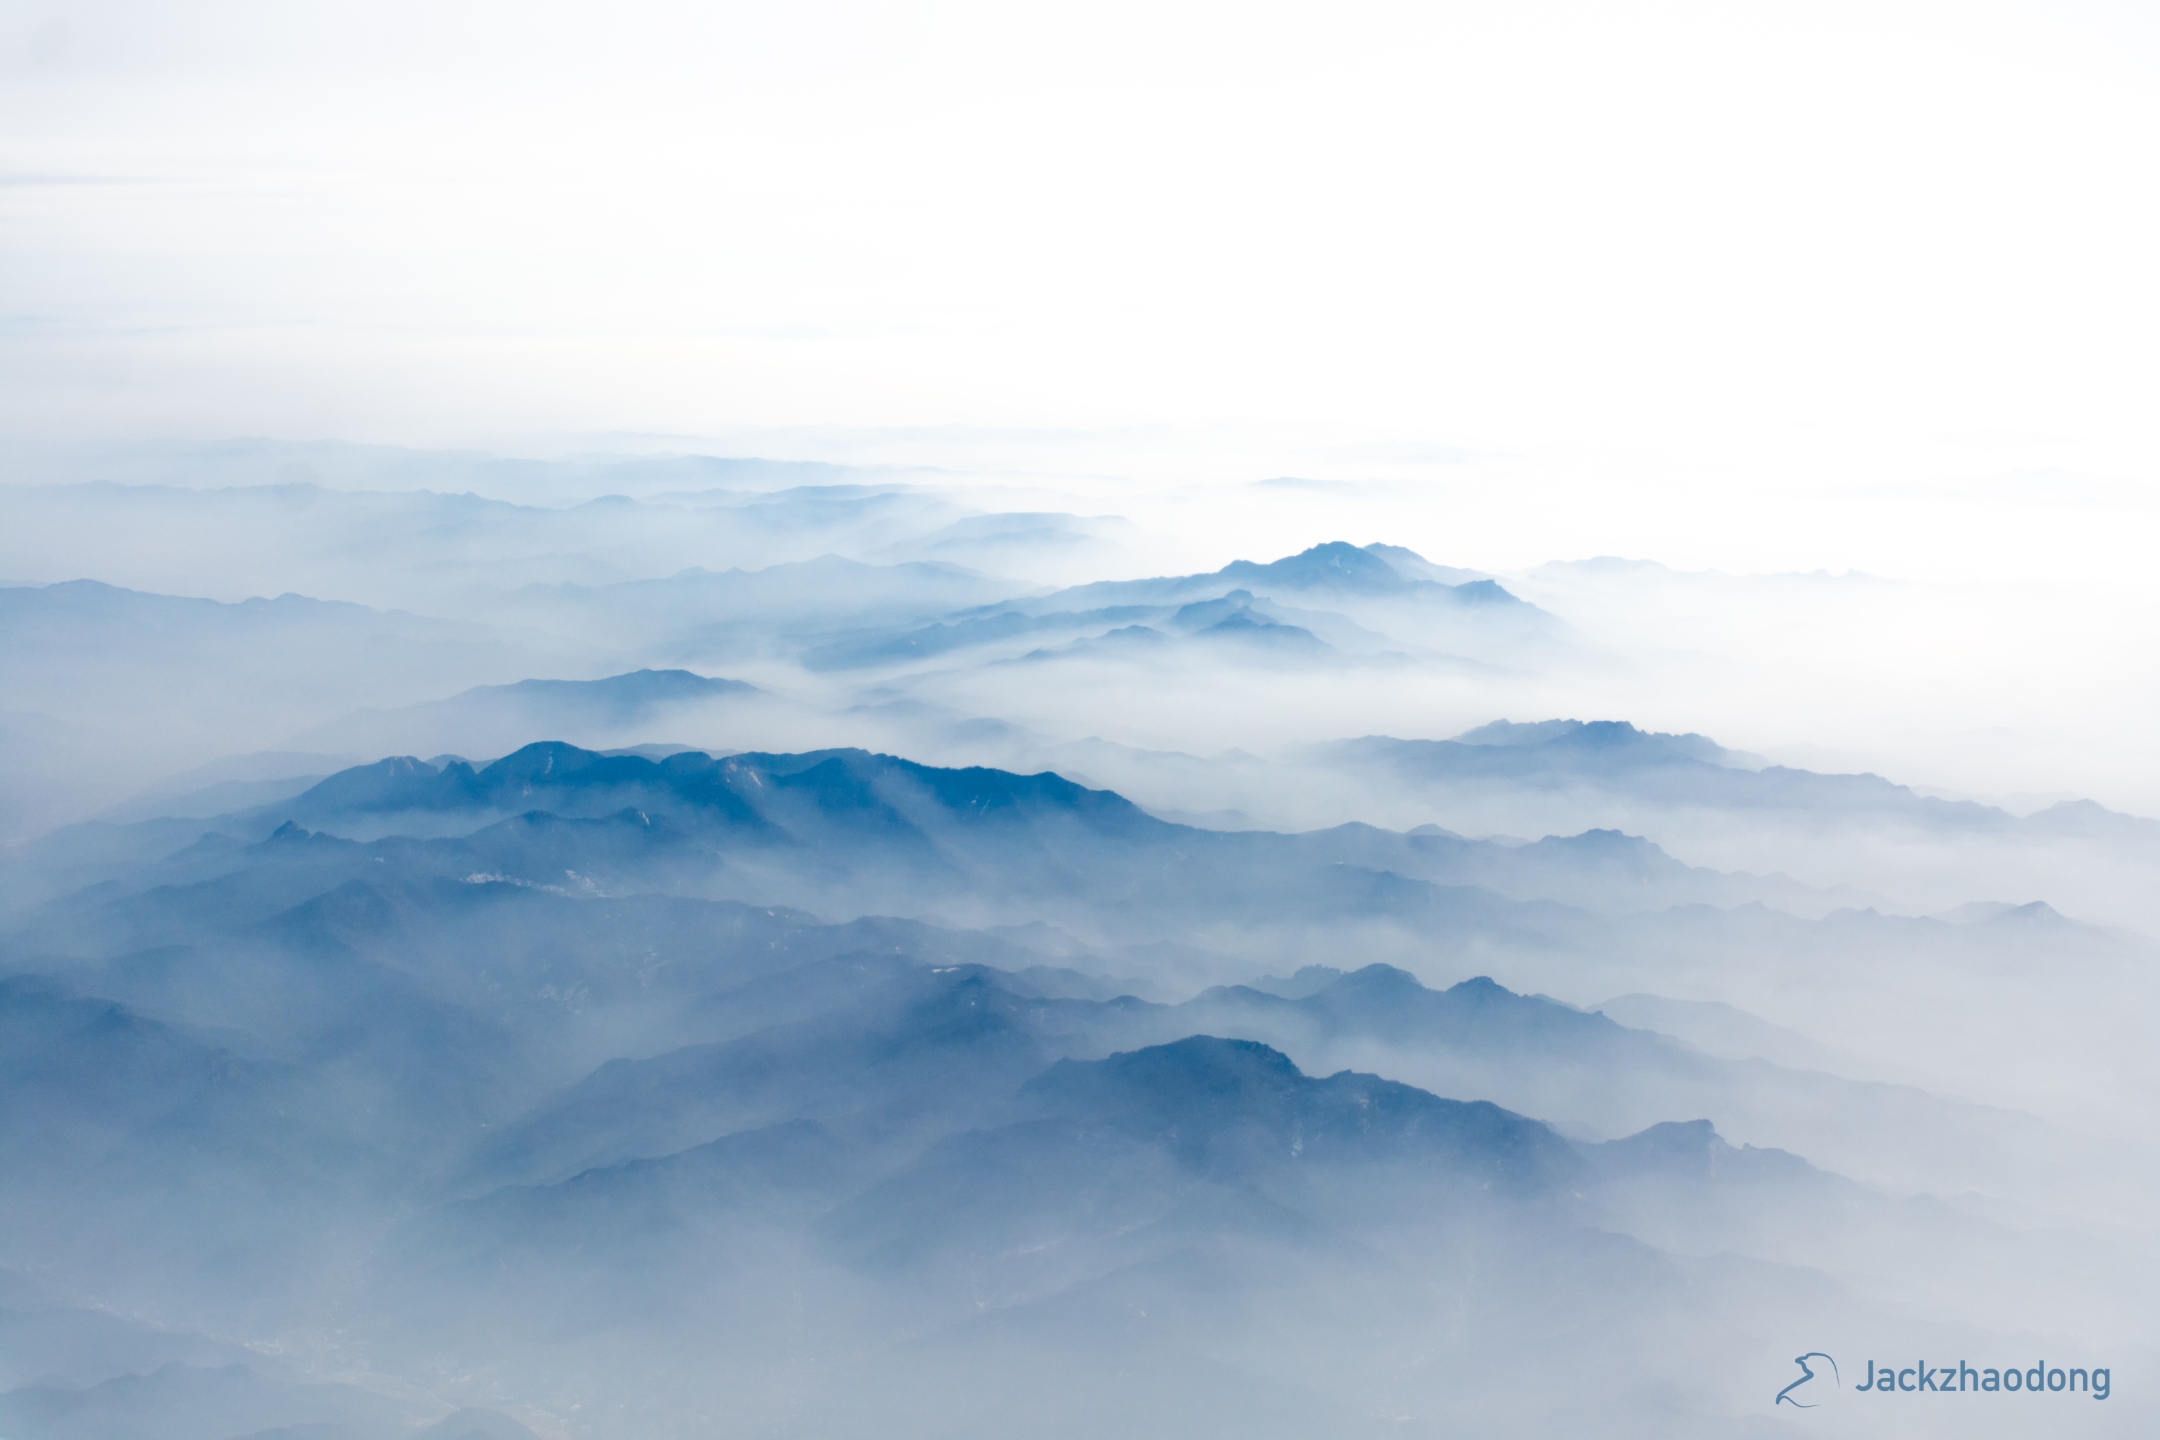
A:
[
  {"xmin": 1021, "ymin": 1036, "xmax": 1308, "ymax": 1126},
  {"xmin": 1446, "ymin": 718, "xmax": 1739, "ymax": 764},
  {"xmin": 1360, "ymin": 543, "xmax": 1492, "ymax": 585},
  {"xmin": 1218, "ymin": 541, "xmax": 1411, "ymax": 594},
  {"xmin": 481, "ymin": 740, "xmax": 621, "ymax": 788},
  {"xmin": 1318, "ymin": 963, "xmax": 1425, "ymax": 998},
  {"xmin": 1584, "ymin": 1118, "xmax": 1818, "ymax": 1185}
]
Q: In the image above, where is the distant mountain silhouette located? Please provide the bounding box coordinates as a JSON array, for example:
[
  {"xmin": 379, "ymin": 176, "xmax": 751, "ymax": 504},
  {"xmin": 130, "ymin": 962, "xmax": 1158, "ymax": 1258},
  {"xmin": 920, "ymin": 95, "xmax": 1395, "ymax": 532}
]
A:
[
  {"xmin": 1021, "ymin": 1035, "xmax": 1579, "ymax": 1193},
  {"xmin": 1215, "ymin": 540, "xmax": 1417, "ymax": 593},
  {"xmin": 1448, "ymin": 717, "xmax": 1752, "ymax": 765},
  {"xmin": 1014, "ymin": 624, "xmax": 1174, "ymax": 662},
  {"xmin": 736, "ymin": 542, "xmax": 1552, "ymax": 673},
  {"xmin": 1017, "ymin": 540, "xmax": 1537, "ymax": 612},
  {"xmin": 802, "ymin": 606, "xmax": 1160, "ymax": 670},
  {"xmin": 1581, "ymin": 1117, "xmax": 1816, "ymax": 1186},
  {"xmin": 1317, "ymin": 721, "xmax": 2082, "ymax": 835},
  {"xmin": 1191, "ymin": 610, "xmax": 1329, "ymax": 653}
]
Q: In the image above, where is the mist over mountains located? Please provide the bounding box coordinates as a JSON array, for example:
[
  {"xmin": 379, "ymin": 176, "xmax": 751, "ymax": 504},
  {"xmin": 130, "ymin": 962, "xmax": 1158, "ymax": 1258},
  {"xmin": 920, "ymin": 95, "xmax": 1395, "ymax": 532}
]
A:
[
  {"xmin": 10, "ymin": 471, "xmax": 2153, "ymax": 923},
  {"xmin": 2, "ymin": 450, "xmax": 2156, "ymax": 1439}
]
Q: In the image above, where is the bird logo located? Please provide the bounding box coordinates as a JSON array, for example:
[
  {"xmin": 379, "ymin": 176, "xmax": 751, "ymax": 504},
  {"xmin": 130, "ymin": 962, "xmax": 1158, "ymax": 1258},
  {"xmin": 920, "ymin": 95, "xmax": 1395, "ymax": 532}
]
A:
[{"xmin": 1777, "ymin": 1353, "xmax": 1840, "ymax": 1408}]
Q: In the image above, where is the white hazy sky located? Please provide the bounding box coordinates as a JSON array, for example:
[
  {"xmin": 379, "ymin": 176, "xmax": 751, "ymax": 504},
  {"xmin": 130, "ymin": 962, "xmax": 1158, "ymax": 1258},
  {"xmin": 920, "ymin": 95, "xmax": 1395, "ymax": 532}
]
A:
[{"xmin": 3, "ymin": 0, "xmax": 2158, "ymax": 583}]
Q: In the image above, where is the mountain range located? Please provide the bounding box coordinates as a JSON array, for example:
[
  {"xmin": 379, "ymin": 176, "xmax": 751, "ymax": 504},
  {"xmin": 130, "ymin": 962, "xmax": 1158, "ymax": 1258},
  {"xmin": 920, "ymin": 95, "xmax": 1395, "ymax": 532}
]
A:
[
  {"xmin": 4, "ymin": 474, "xmax": 2156, "ymax": 1437},
  {"xmin": 4, "ymin": 735, "xmax": 2155, "ymax": 1437}
]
